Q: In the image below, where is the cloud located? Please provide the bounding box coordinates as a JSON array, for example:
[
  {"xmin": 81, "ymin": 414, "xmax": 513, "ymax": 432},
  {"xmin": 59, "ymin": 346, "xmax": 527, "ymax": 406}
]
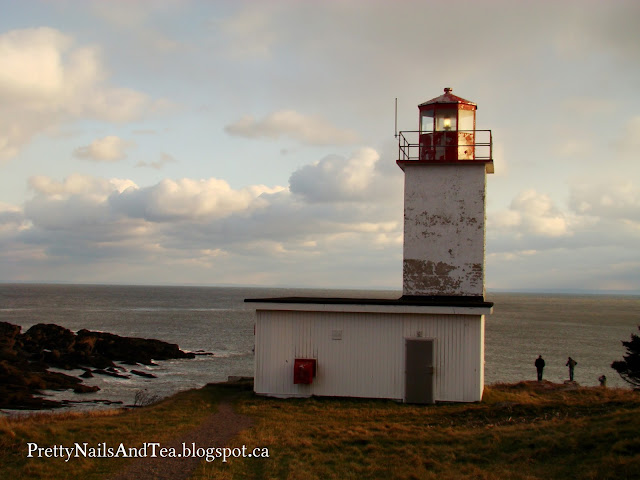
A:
[
  {"xmin": 109, "ymin": 178, "xmax": 286, "ymax": 222},
  {"xmin": 0, "ymin": 27, "xmax": 160, "ymax": 161},
  {"xmin": 24, "ymin": 175, "xmax": 138, "ymax": 231},
  {"xmin": 487, "ymin": 183, "xmax": 640, "ymax": 292},
  {"xmin": 569, "ymin": 181, "xmax": 640, "ymax": 222},
  {"xmin": 0, "ymin": 203, "xmax": 27, "ymax": 237},
  {"xmin": 28, "ymin": 174, "xmax": 136, "ymax": 197},
  {"xmin": 225, "ymin": 110, "xmax": 359, "ymax": 146},
  {"xmin": 6, "ymin": 143, "xmax": 404, "ymax": 286},
  {"xmin": 493, "ymin": 189, "xmax": 570, "ymax": 238},
  {"xmin": 487, "ymin": 181, "xmax": 640, "ymax": 288},
  {"xmin": 289, "ymin": 148, "xmax": 385, "ymax": 202},
  {"xmin": 135, "ymin": 152, "xmax": 177, "ymax": 170},
  {"xmin": 74, "ymin": 135, "xmax": 134, "ymax": 162},
  {"xmin": 6, "ymin": 155, "xmax": 639, "ymax": 291},
  {"xmin": 486, "ymin": 245, "xmax": 639, "ymax": 292}
]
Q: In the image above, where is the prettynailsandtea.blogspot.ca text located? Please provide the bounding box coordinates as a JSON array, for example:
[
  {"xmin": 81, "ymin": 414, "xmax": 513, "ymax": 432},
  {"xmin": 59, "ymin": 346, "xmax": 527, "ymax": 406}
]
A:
[{"xmin": 26, "ymin": 442, "xmax": 269, "ymax": 463}]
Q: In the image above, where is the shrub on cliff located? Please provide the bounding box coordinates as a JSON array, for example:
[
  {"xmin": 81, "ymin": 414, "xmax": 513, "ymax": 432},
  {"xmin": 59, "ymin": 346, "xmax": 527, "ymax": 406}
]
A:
[{"xmin": 611, "ymin": 325, "xmax": 640, "ymax": 389}]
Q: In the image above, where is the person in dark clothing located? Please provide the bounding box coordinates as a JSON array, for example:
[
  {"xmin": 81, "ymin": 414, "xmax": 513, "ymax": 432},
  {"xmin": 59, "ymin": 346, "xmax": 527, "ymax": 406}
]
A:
[
  {"xmin": 534, "ymin": 355, "xmax": 545, "ymax": 381},
  {"xmin": 566, "ymin": 357, "xmax": 577, "ymax": 381}
]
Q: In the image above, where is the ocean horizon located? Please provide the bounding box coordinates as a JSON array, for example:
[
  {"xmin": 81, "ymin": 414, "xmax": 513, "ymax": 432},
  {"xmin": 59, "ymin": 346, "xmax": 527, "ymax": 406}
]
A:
[{"xmin": 3, "ymin": 281, "xmax": 639, "ymax": 296}]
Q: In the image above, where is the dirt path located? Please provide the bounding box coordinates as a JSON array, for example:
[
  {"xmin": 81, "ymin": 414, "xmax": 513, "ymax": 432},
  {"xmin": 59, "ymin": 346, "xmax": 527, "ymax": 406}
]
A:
[{"xmin": 109, "ymin": 401, "xmax": 253, "ymax": 480}]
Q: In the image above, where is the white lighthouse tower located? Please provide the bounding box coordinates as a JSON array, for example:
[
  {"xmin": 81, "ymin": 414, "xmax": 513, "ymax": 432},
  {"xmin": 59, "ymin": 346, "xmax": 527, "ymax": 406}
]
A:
[
  {"xmin": 247, "ymin": 87, "xmax": 494, "ymax": 404},
  {"xmin": 397, "ymin": 87, "xmax": 493, "ymax": 298}
]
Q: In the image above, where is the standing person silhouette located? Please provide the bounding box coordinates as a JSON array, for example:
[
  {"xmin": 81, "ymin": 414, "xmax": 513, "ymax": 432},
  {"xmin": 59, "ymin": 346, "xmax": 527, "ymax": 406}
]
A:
[
  {"xmin": 566, "ymin": 357, "xmax": 577, "ymax": 381},
  {"xmin": 534, "ymin": 355, "xmax": 545, "ymax": 381}
]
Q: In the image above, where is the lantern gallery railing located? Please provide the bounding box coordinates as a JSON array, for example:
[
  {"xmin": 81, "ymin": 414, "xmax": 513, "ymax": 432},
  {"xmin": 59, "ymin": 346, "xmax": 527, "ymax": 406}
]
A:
[{"xmin": 397, "ymin": 130, "xmax": 492, "ymax": 162}]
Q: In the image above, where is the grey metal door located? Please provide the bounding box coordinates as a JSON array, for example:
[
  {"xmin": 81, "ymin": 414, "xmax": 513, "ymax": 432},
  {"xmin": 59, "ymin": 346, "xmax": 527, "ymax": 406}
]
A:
[{"xmin": 405, "ymin": 338, "xmax": 435, "ymax": 404}]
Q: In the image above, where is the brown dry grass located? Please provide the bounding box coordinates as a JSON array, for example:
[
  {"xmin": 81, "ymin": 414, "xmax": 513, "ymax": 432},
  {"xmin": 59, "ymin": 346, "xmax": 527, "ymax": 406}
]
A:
[
  {"xmin": 0, "ymin": 385, "xmax": 223, "ymax": 479},
  {"xmin": 194, "ymin": 382, "xmax": 640, "ymax": 480},
  {"xmin": 2, "ymin": 382, "xmax": 639, "ymax": 480}
]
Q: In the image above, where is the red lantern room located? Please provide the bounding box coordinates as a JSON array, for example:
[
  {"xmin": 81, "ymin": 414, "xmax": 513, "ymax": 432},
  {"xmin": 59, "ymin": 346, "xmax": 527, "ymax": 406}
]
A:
[
  {"xmin": 397, "ymin": 87, "xmax": 493, "ymax": 173},
  {"xmin": 419, "ymin": 87, "xmax": 476, "ymax": 161}
]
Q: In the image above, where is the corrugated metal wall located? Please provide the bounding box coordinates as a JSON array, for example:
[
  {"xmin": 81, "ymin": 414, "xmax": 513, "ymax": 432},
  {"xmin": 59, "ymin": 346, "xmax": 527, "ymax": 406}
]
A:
[{"xmin": 255, "ymin": 310, "xmax": 485, "ymax": 402}]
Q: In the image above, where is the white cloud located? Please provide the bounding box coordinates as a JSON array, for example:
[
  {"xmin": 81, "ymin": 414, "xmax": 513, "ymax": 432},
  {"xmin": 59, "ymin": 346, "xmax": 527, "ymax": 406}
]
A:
[
  {"xmin": 74, "ymin": 136, "xmax": 134, "ymax": 162},
  {"xmin": 7, "ymin": 145, "xmax": 403, "ymax": 286},
  {"xmin": 0, "ymin": 28, "xmax": 72, "ymax": 100},
  {"xmin": 289, "ymin": 148, "xmax": 393, "ymax": 202},
  {"xmin": 569, "ymin": 181, "xmax": 640, "ymax": 222},
  {"xmin": 490, "ymin": 209, "xmax": 521, "ymax": 229},
  {"xmin": 109, "ymin": 178, "xmax": 286, "ymax": 222},
  {"xmin": 0, "ymin": 27, "xmax": 160, "ymax": 161},
  {"xmin": 24, "ymin": 175, "xmax": 138, "ymax": 231},
  {"xmin": 510, "ymin": 189, "xmax": 570, "ymax": 237},
  {"xmin": 6, "ymin": 160, "xmax": 639, "ymax": 291},
  {"xmin": 28, "ymin": 174, "xmax": 136, "ymax": 197},
  {"xmin": 225, "ymin": 110, "xmax": 359, "ymax": 146},
  {"xmin": 487, "ymin": 180, "xmax": 640, "ymax": 289}
]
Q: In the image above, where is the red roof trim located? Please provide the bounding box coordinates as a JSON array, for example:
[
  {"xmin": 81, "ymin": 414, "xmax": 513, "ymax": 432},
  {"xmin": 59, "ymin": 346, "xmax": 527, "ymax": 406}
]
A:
[{"xmin": 419, "ymin": 88, "xmax": 476, "ymax": 107}]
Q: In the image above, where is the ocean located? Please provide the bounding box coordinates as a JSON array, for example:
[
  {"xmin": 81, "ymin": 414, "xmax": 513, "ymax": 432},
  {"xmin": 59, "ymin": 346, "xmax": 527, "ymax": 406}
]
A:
[{"xmin": 1, "ymin": 284, "xmax": 638, "ymax": 410}]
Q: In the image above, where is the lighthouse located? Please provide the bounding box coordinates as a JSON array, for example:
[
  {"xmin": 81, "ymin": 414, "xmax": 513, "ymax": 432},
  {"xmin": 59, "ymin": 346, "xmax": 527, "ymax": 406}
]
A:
[
  {"xmin": 397, "ymin": 88, "xmax": 493, "ymax": 298},
  {"xmin": 247, "ymin": 87, "xmax": 494, "ymax": 403}
]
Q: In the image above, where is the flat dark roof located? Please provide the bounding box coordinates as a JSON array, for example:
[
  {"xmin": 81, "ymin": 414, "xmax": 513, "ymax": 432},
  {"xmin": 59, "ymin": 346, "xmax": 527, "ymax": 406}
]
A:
[{"xmin": 245, "ymin": 295, "xmax": 493, "ymax": 309}]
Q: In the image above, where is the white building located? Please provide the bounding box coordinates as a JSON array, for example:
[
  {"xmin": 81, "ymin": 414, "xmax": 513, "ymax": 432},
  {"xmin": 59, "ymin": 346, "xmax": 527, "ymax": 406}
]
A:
[{"xmin": 247, "ymin": 88, "xmax": 494, "ymax": 403}]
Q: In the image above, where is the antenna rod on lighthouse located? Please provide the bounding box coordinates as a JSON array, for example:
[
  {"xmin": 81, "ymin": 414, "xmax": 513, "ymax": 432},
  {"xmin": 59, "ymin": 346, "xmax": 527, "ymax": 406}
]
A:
[{"xmin": 394, "ymin": 97, "xmax": 398, "ymax": 138}]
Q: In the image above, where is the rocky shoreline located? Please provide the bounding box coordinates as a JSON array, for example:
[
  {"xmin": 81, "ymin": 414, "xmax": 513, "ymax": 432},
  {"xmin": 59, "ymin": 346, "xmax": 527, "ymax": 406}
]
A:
[{"xmin": 0, "ymin": 322, "xmax": 197, "ymax": 410}]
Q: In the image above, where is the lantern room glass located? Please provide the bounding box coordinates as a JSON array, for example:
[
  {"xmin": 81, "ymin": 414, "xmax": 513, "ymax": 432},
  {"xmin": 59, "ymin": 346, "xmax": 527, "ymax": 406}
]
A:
[
  {"xmin": 420, "ymin": 110, "xmax": 434, "ymax": 133},
  {"xmin": 458, "ymin": 109, "xmax": 475, "ymax": 132},
  {"xmin": 435, "ymin": 109, "xmax": 457, "ymax": 131}
]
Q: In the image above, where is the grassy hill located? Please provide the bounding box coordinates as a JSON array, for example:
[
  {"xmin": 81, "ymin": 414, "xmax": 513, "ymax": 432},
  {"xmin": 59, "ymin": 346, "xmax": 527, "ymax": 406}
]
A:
[{"xmin": 2, "ymin": 381, "xmax": 639, "ymax": 479}]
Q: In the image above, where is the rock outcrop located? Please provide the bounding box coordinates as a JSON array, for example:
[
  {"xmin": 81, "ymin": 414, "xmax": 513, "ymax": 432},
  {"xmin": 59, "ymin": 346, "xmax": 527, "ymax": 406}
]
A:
[{"xmin": 0, "ymin": 322, "xmax": 195, "ymax": 410}]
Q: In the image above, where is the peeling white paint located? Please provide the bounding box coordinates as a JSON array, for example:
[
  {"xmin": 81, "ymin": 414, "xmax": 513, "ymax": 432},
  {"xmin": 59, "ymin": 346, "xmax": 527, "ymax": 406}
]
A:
[{"xmin": 401, "ymin": 163, "xmax": 487, "ymax": 297}]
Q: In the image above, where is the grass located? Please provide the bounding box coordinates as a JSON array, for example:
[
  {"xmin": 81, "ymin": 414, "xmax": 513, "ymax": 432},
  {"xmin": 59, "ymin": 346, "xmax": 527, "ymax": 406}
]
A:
[
  {"xmin": 0, "ymin": 385, "xmax": 227, "ymax": 479},
  {"xmin": 194, "ymin": 381, "xmax": 640, "ymax": 480},
  {"xmin": 1, "ymin": 381, "xmax": 639, "ymax": 479}
]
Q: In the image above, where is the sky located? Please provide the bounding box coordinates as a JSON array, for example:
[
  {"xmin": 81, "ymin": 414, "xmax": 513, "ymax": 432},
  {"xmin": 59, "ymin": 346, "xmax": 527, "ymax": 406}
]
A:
[{"xmin": 0, "ymin": 0, "xmax": 639, "ymax": 293}]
